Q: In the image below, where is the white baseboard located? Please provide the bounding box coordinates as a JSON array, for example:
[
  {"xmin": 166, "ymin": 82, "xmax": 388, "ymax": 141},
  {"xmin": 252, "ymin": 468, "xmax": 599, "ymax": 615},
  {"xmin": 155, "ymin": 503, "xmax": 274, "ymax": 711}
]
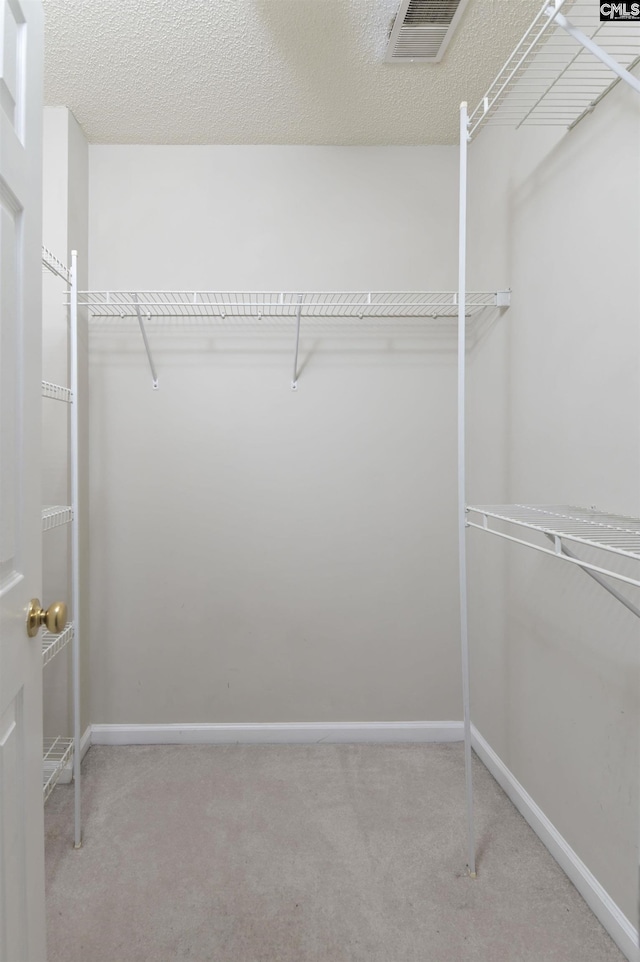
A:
[
  {"xmin": 471, "ymin": 724, "xmax": 639, "ymax": 962},
  {"xmin": 58, "ymin": 725, "xmax": 92, "ymax": 784},
  {"xmin": 90, "ymin": 720, "xmax": 464, "ymax": 746}
]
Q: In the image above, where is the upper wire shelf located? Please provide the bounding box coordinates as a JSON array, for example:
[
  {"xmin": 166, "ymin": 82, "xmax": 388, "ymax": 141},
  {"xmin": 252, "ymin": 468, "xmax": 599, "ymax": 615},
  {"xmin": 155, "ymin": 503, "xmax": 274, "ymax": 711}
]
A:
[
  {"xmin": 78, "ymin": 290, "xmax": 509, "ymax": 323},
  {"xmin": 468, "ymin": 0, "xmax": 640, "ymax": 139},
  {"xmin": 467, "ymin": 504, "xmax": 640, "ymax": 588},
  {"xmin": 42, "ymin": 247, "xmax": 71, "ymax": 285}
]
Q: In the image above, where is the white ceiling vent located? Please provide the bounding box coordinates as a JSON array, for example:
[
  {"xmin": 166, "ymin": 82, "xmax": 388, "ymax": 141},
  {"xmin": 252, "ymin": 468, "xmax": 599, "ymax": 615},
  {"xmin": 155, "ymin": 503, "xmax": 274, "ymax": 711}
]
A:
[{"xmin": 386, "ymin": 0, "xmax": 471, "ymax": 63}]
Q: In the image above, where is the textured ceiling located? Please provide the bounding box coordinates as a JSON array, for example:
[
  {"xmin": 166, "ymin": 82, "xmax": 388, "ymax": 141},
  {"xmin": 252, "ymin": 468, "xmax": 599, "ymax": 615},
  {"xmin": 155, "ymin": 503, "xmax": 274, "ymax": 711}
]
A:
[{"xmin": 43, "ymin": 0, "xmax": 542, "ymax": 146}]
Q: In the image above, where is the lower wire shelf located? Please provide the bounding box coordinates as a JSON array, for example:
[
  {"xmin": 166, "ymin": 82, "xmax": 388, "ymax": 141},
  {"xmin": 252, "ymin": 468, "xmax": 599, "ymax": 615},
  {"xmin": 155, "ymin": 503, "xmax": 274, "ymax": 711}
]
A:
[
  {"xmin": 43, "ymin": 737, "xmax": 74, "ymax": 801},
  {"xmin": 466, "ymin": 504, "xmax": 640, "ymax": 588}
]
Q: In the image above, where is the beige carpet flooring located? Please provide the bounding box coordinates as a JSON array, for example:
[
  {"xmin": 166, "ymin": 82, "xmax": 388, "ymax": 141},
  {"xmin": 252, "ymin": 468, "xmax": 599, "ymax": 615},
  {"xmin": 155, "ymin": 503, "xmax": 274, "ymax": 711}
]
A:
[{"xmin": 45, "ymin": 744, "xmax": 626, "ymax": 962}]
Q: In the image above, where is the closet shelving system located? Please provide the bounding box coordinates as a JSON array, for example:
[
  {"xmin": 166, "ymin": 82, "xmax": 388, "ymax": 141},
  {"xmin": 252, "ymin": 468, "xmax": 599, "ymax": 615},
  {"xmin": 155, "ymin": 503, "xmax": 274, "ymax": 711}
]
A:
[
  {"xmin": 42, "ymin": 246, "xmax": 82, "ymax": 847},
  {"xmin": 76, "ymin": 289, "xmax": 511, "ymax": 390},
  {"xmin": 457, "ymin": 0, "xmax": 640, "ymax": 878}
]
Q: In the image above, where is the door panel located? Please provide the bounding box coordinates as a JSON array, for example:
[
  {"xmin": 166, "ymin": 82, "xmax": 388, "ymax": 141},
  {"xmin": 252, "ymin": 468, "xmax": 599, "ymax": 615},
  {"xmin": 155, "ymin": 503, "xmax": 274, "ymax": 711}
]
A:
[
  {"xmin": 0, "ymin": 693, "xmax": 27, "ymax": 962},
  {"xmin": 0, "ymin": 1, "xmax": 45, "ymax": 959},
  {"xmin": 0, "ymin": 191, "xmax": 19, "ymax": 590},
  {"xmin": 0, "ymin": 0, "xmax": 23, "ymax": 134}
]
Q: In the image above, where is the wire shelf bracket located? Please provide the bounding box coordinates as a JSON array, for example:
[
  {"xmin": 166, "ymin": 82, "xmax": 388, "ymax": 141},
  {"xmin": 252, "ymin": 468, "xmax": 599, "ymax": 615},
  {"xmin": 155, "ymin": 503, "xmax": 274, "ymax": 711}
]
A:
[
  {"xmin": 132, "ymin": 292, "xmax": 159, "ymax": 390},
  {"xmin": 543, "ymin": 534, "xmax": 640, "ymax": 619},
  {"xmin": 291, "ymin": 296, "xmax": 302, "ymax": 391}
]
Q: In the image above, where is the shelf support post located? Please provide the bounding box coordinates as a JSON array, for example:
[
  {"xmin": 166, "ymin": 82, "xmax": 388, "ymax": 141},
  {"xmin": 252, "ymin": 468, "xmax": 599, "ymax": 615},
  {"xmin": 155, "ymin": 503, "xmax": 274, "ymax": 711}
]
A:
[
  {"xmin": 70, "ymin": 250, "xmax": 82, "ymax": 848},
  {"xmin": 291, "ymin": 296, "xmax": 303, "ymax": 391},
  {"xmin": 458, "ymin": 102, "xmax": 476, "ymax": 879},
  {"xmin": 132, "ymin": 293, "xmax": 159, "ymax": 389},
  {"xmin": 550, "ymin": 8, "xmax": 640, "ymax": 95}
]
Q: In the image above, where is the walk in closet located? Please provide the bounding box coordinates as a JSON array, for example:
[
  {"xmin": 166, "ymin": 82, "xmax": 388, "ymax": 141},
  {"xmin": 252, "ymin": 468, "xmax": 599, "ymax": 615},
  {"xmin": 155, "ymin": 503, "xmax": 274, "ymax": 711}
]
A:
[{"xmin": 33, "ymin": 1, "xmax": 640, "ymax": 960}]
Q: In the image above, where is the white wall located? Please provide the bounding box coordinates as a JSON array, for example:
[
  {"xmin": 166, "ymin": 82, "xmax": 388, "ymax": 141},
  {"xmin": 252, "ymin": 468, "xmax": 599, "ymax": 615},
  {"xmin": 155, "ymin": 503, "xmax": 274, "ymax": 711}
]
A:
[
  {"xmin": 467, "ymin": 83, "xmax": 640, "ymax": 922},
  {"xmin": 88, "ymin": 146, "xmax": 465, "ymax": 724}
]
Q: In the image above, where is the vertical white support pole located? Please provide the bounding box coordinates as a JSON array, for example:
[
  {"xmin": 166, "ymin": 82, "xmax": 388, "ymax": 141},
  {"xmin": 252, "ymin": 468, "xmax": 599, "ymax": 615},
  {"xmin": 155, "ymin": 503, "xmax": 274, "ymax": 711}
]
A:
[
  {"xmin": 70, "ymin": 250, "xmax": 82, "ymax": 848},
  {"xmin": 458, "ymin": 103, "xmax": 476, "ymax": 878}
]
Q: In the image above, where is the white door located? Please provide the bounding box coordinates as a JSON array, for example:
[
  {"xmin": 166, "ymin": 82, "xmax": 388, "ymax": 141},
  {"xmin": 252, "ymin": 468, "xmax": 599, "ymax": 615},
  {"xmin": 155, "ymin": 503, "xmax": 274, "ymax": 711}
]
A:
[{"xmin": 0, "ymin": 1, "xmax": 46, "ymax": 959}]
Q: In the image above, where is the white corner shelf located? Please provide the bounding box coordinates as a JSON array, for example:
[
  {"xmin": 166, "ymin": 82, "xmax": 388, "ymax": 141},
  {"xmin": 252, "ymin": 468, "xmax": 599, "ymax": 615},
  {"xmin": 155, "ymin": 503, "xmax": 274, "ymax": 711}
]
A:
[
  {"xmin": 466, "ymin": 504, "xmax": 640, "ymax": 588},
  {"xmin": 42, "ymin": 246, "xmax": 71, "ymax": 285},
  {"xmin": 78, "ymin": 289, "xmax": 510, "ymax": 321},
  {"xmin": 468, "ymin": 0, "xmax": 640, "ymax": 139},
  {"xmin": 42, "ymin": 380, "xmax": 72, "ymax": 403},
  {"xmin": 42, "ymin": 506, "xmax": 73, "ymax": 531},
  {"xmin": 42, "ymin": 623, "xmax": 74, "ymax": 668},
  {"xmin": 43, "ymin": 736, "xmax": 74, "ymax": 801}
]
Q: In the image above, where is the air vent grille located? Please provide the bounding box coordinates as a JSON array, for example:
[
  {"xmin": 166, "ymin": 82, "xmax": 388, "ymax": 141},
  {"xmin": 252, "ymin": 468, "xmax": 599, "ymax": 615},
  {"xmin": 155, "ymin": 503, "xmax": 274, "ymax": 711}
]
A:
[
  {"xmin": 404, "ymin": 0, "xmax": 462, "ymax": 24},
  {"xmin": 386, "ymin": 0, "xmax": 470, "ymax": 62}
]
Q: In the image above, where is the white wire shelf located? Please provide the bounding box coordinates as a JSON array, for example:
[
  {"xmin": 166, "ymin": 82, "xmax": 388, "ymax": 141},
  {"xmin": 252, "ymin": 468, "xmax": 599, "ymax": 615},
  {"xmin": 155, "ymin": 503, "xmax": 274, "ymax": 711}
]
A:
[
  {"xmin": 42, "ymin": 380, "xmax": 72, "ymax": 403},
  {"xmin": 78, "ymin": 290, "xmax": 510, "ymax": 322},
  {"xmin": 43, "ymin": 736, "xmax": 74, "ymax": 801},
  {"xmin": 42, "ymin": 506, "xmax": 73, "ymax": 531},
  {"xmin": 42, "ymin": 246, "xmax": 71, "ymax": 284},
  {"xmin": 468, "ymin": 0, "xmax": 640, "ymax": 139},
  {"xmin": 42, "ymin": 623, "xmax": 74, "ymax": 667},
  {"xmin": 467, "ymin": 504, "xmax": 640, "ymax": 588}
]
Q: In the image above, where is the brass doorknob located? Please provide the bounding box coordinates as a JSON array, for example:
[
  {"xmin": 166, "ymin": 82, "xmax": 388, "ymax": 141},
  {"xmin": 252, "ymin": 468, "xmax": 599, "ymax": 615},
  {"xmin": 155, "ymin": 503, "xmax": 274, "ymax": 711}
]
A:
[{"xmin": 26, "ymin": 599, "xmax": 67, "ymax": 637}]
